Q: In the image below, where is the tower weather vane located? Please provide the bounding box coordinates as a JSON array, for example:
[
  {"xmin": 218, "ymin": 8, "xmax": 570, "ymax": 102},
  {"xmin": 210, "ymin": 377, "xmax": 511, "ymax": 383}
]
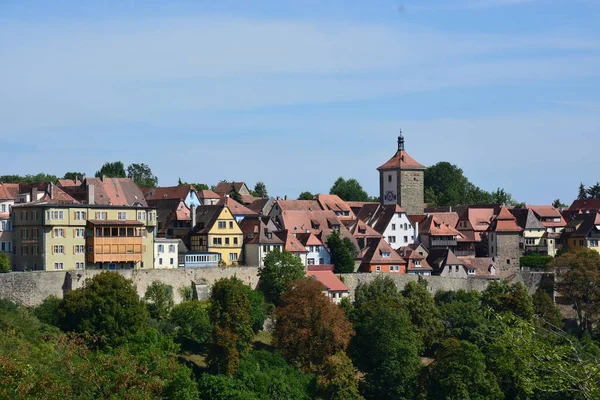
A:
[{"xmin": 398, "ymin": 129, "xmax": 405, "ymax": 151}]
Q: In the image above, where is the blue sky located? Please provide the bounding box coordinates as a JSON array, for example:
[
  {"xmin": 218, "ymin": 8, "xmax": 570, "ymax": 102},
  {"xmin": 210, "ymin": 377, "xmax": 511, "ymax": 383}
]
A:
[{"xmin": 1, "ymin": 0, "xmax": 599, "ymax": 204}]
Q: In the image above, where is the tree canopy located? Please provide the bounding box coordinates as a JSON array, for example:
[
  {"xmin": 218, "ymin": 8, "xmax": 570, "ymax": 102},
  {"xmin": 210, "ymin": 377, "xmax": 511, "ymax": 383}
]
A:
[
  {"xmin": 330, "ymin": 177, "xmax": 370, "ymax": 202},
  {"xmin": 63, "ymin": 172, "xmax": 83, "ymax": 181},
  {"xmin": 258, "ymin": 249, "xmax": 306, "ymax": 305},
  {"xmin": 298, "ymin": 191, "xmax": 315, "ymax": 200},
  {"xmin": 327, "ymin": 231, "xmax": 356, "ymax": 273},
  {"xmin": 0, "ymin": 173, "xmax": 59, "ymax": 184},
  {"xmin": 0, "ymin": 253, "xmax": 10, "ymax": 273},
  {"xmin": 178, "ymin": 178, "xmax": 209, "ymax": 192},
  {"xmin": 95, "ymin": 161, "xmax": 126, "ymax": 178},
  {"xmin": 252, "ymin": 181, "xmax": 268, "ymax": 198},
  {"xmin": 127, "ymin": 163, "xmax": 158, "ymax": 188}
]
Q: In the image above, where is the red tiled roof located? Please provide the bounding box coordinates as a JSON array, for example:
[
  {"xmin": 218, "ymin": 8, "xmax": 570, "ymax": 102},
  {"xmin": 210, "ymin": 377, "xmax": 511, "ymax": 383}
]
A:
[
  {"xmin": 296, "ymin": 232, "xmax": 323, "ymax": 247},
  {"xmin": 569, "ymin": 198, "xmax": 600, "ymax": 212},
  {"xmin": 57, "ymin": 179, "xmax": 82, "ymax": 187},
  {"xmin": 315, "ymin": 194, "xmax": 354, "ymax": 218},
  {"xmin": 219, "ymin": 197, "xmax": 255, "ymax": 216},
  {"xmin": 198, "ymin": 189, "xmax": 220, "ymax": 199},
  {"xmin": 307, "ymin": 265, "xmax": 334, "ymax": 272},
  {"xmin": 428, "ymin": 212, "xmax": 459, "ymax": 229},
  {"xmin": 278, "ymin": 230, "xmax": 308, "ymax": 253},
  {"xmin": 307, "ymin": 270, "xmax": 349, "ymax": 292},
  {"xmin": 467, "ymin": 208, "xmax": 495, "ymax": 232},
  {"xmin": 362, "ymin": 237, "xmax": 407, "ymax": 265},
  {"xmin": 421, "ymin": 215, "xmax": 462, "ymax": 237},
  {"xmin": 0, "ymin": 184, "xmax": 20, "ymax": 200},
  {"xmin": 143, "ymin": 185, "xmax": 195, "ymax": 201},
  {"xmin": 377, "ymin": 150, "xmax": 426, "ymax": 171},
  {"xmin": 276, "ymin": 200, "xmax": 323, "ymax": 212},
  {"xmin": 489, "ymin": 206, "xmax": 522, "ymax": 233}
]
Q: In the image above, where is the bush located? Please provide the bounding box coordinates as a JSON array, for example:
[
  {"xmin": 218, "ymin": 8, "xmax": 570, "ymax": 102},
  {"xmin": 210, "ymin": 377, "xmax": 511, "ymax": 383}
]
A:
[{"xmin": 520, "ymin": 255, "xmax": 553, "ymax": 269}]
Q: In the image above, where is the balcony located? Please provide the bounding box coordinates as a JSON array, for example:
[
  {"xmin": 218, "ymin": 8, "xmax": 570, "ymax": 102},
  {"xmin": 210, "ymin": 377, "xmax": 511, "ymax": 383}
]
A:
[
  {"xmin": 430, "ymin": 239, "xmax": 457, "ymax": 248},
  {"xmin": 86, "ymin": 220, "xmax": 145, "ymax": 263},
  {"xmin": 454, "ymin": 250, "xmax": 476, "ymax": 257},
  {"xmin": 525, "ymin": 245, "xmax": 548, "ymax": 254}
]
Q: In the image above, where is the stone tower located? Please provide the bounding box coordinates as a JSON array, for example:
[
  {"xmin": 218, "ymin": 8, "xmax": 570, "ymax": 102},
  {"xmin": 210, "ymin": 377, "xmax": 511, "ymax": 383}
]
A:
[{"xmin": 377, "ymin": 132, "xmax": 425, "ymax": 215}]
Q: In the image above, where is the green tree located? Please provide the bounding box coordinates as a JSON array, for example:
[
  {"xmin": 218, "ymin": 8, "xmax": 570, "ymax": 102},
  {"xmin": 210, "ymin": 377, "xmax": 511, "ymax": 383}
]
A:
[
  {"xmin": 127, "ymin": 163, "xmax": 158, "ymax": 188},
  {"xmin": 316, "ymin": 351, "xmax": 364, "ymax": 400},
  {"xmin": 490, "ymin": 188, "xmax": 517, "ymax": 206},
  {"xmin": 402, "ymin": 281, "xmax": 444, "ymax": 353},
  {"xmin": 274, "ymin": 279, "xmax": 354, "ymax": 373},
  {"xmin": 435, "ymin": 290, "xmax": 489, "ymax": 343},
  {"xmin": 552, "ymin": 199, "xmax": 567, "ymax": 208},
  {"xmin": 252, "ymin": 181, "xmax": 268, "ymax": 197},
  {"xmin": 207, "ymin": 277, "xmax": 254, "ymax": 377},
  {"xmin": 63, "ymin": 172, "xmax": 83, "ymax": 181},
  {"xmin": 144, "ymin": 281, "xmax": 174, "ymax": 320},
  {"xmin": 552, "ymin": 248, "xmax": 600, "ymax": 334},
  {"xmin": 246, "ymin": 288, "xmax": 268, "ymax": 333},
  {"xmin": 427, "ymin": 338, "xmax": 503, "ymax": 400},
  {"xmin": 0, "ymin": 253, "xmax": 10, "ymax": 273},
  {"xmin": 259, "ymin": 249, "xmax": 306, "ymax": 305},
  {"xmin": 350, "ymin": 298, "xmax": 421, "ymax": 400},
  {"xmin": 481, "ymin": 281, "xmax": 534, "ymax": 321},
  {"xmin": 169, "ymin": 300, "xmax": 212, "ymax": 351},
  {"xmin": 578, "ymin": 183, "xmax": 588, "ymax": 200},
  {"xmin": 588, "ymin": 183, "xmax": 600, "ymax": 199},
  {"xmin": 0, "ymin": 173, "xmax": 59, "ymax": 184},
  {"xmin": 532, "ymin": 290, "xmax": 563, "ymax": 328},
  {"xmin": 179, "ymin": 178, "xmax": 209, "ymax": 192},
  {"xmin": 33, "ymin": 295, "xmax": 61, "ymax": 326},
  {"xmin": 354, "ymin": 275, "xmax": 403, "ymax": 309},
  {"xmin": 425, "ymin": 162, "xmax": 472, "ymax": 206},
  {"xmin": 57, "ymin": 271, "xmax": 149, "ymax": 347},
  {"xmin": 95, "ymin": 161, "xmax": 126, "ymax": 178},
  {"xmin": 163, "ymin": 366, "xmax": 200, "ymax": 400},
  {"xmin": 298, "ymin": 191, "xmax": 315, "ymax": 200},
  {"xmin": 329, "ymin": 177, "xmax": 369, "ymax": 202},
  {"xmin": 327, "ymin": 230, "xmax": 355, "ymax": 273},
  {"xmin": 229, "ymin": 182, "xmax": 243, "ymax": 203}
]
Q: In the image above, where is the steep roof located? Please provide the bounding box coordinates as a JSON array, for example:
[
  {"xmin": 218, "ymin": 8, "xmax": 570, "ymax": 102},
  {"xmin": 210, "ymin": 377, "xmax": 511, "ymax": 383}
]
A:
[
  {"xmin": 57, "ymin": 179, "xmax": 82, "ymax": 187},
  {"xmin": 239, "ymin": 216, "xmax": 283, "ymax": 245},
  {"xmin": 198, "ymin": 189, "xmax": 221, "ymax": 200},
  {"xmin": 346, "ymin": 219, "xmax": 383, "ymax": 239},
  {"xmin": 427, "ymin": 212, "xmax": 459, "ymax": 229},
  {"xmin": 0, "ymin": 183, "xmax": 20, "ymax": 200},
  {"xmin": 219, "ymin": 197, "xmax": 255, "ymax": 216},
  {"xmin": 308, "ymin": 270, "xmax": 349, "ymax": 292},
  {"xmin": 362, "ymin": 237, "xmax": 407, "ymax": 265},
  {"xmin": 458, "ymin": 256, "xmax": 497, "ymax": 279},
  {"xmin": 371, "ymin": 204, "xmax": 406, "ymax": 234},
  {"xmin": 569, "ymin": 198, "xmax": 600, "ymax": 212},
  {"xmin": 510, "ymin": 208, "xmax": 545, "ymax": 231},
  {"xmin": 214, "ymin": 181, "xmax": 250, "ymax": 195},
  {"xmin": 466, "ymin": 208, "xmax": 495, "ymax": 232},
  {"xmin": 346, "ymin": 201, "xmax": 380, "ymax": 216},
  {"xmin": 377, "ymin": 150, "xmax": 426, "ymax": 171},
  {"xmin": 426, "ymin": 248, "xmax": 464, "ymax": 273},
  {"xmin": 277, "ymin": 230, "xmax": 308, "ymax": 253},
  {"xmin": 528, "ymin": 205, "xmax": 567, "ymax": 228},
  {"xmin": 315, "ymin": 194, "xmax": 354, "ymax": 218},
  {"xmin": 420, "ymin": 215, "xmax": 462, "ymax": 237},
  {"xmin": 143, "ymin": 185, "xmax": 195, "ymax": 201},
  {"xmin": 278, "ymin": 210, "xmax": 341, "ymax": 234},
  {"xmin": 147, "ymin": 199, "xmax": 190, "ymax": 225},
  {"xmin": 18, "ymin": 182, "xmax": 79, "ymax": 204},
  {"xmin": 562, "ymin": 213, "xmax": 600, "ymax": 238},
  {"xmin": 489, "ymin": 206, "xmax": 523, "ymax": 233},
  {"xmin": 190, "ymin": 205, "xmax": 226, "ymax": 234},
  {"xmin": 62, "ymin": 177, "xmax": 147, "ymax": 206},
  {"xmin": 356, "ymin": 203, "xmax": 383, "ymax": 224},
  {"xmin": 275, "ymin": 200, "xmax": 323, "ymax": 212},
  {"xmin": 296, "ymin": 232, "xmax": 324, "ymax": 247}
]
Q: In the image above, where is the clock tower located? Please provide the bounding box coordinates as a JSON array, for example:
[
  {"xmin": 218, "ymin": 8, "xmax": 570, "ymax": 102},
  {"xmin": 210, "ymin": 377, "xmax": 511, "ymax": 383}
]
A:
[{"xmin": 377, "ymin": 131, "xmax": 425, "ymax": 215}]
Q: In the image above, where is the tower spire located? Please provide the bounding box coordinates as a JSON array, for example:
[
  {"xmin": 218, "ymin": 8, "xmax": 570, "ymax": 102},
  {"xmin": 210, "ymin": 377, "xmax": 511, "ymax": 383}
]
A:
[{"xmin": 398, "ymin": 129, "xmax": 405, "ymax": 151}]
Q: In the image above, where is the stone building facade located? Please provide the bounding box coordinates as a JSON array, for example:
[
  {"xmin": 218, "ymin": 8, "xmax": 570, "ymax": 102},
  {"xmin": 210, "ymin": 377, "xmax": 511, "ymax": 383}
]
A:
[
  {"xmin": 378, "ymin": 133, "xmax": 425, "ymax": 216},
  {"xmin": 488, "ymin": 206, "xmax": 523, "ymax": 273}
]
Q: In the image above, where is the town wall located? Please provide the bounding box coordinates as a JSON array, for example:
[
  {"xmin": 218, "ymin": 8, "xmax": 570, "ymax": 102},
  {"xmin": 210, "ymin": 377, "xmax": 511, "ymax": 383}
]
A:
[{"xmin": 0, "ymin": 268, "xmax": 544, "ymax": 307}]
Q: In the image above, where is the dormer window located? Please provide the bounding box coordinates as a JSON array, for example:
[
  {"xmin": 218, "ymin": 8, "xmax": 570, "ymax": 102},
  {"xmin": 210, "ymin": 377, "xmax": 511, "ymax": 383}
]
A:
[
  {"xmin": 468, "ymin": 269, "xmax": 476, "ymax": 275},
  {"xmin": 381, "ymin": 251, "xmax": 391, "ymax": 258},
  {"xmin": 266, "ymin": 232, "xmax": 272, "ymax": 239},
  {"xmin": 415, "ymin": 260, "xmax": 421, "ymax": 267}
]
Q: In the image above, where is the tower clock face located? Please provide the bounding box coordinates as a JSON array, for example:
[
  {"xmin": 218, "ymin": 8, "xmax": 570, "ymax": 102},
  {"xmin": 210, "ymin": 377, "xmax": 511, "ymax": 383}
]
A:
[{"xmin": 384, "ymin": 191, "xmax": 396, "ymax": 202}]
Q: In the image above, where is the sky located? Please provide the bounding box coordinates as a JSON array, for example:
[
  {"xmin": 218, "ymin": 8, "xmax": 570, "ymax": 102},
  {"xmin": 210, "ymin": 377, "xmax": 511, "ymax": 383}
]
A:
[{"xmin": 1, "ymin": 0, "xmax": 599, "ymax": 204}]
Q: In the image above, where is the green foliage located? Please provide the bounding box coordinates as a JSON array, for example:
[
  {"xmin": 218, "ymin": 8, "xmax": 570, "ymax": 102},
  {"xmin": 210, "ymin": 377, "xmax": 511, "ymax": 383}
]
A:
[
  {"xmin": 552, "ymin": 199, "xmax": 567, "ymax": 208},
  {"xmin": 427, "ymin": 338, "xmax": 503, "ymax": 400},
  {"xmin": 327, "ymin": 230, "xmax": 355, "ymax": 273},
  {"xmin": 252, "ymin": 181, "xmax": 268, "ymax": 197},
  {"xmin": 350, "ymin": 298, "xmax": 421, "ymax": 400},
  {"xmin": 424, "ymin": 161, "xmax": 517, "ymax": 207},
  {"xmin": 298, "ymin": 191, "xmax": 314, "ymax": 200},
  {"xmin": 532, "ymin": 290, "xmax": 563, "ymax": 328},
  {"xmin": 0, "ymin": 173, "xmax": 59, "ymax": 184},
  {"xmin": 33, "ymin": 295, "xmax": 61, "ymax": 327},
  {"xmin": 169, "ymin": 300, "xmax": 211, "ymax": 351},
  {"xmin": 57, "ymin": 271, "xmax": 149, "ymax": 347},
  {"xmin": 481, "ymin": 281, "xmax": 534, "ymax": 321},
  {"xmin": 579, "ymin": 182, "xmax": 600, "ymax": 200},
  {"xmin": 229, "ymin": 182, "xmax": 243, "ymax": 203},
  {"xmin": 208, "ymin": 277, "xmax": 254, "ymax": 376},
  {"xmin": 520, "ymin": 255, "xmax": 553, "ymax": 269},
  {"xmin": 127, "ymin": 162, "xmax": 158, "ymax": 188},
  {"xmin": 178, "ymin": 178, "xmax": 209, "ymax": 192},
  {"xmin": 246, "ymin": 288, "xmax": 268, "ymax": 333},
  {"xmin": 402, "ymin": 281, "xmax": 444, "ymax": 353},
  {"xmin": 0, "ymin": 253, "xmax": 10, "ymax": 273},
  {"xmin": 354, "ymin": 275, "xmax": 403, "ymax": 309},
  {"xmin": 274, "ymin": 279, "xmax": 354, "ymax": 373},
  {"xmin": 162, "ymin": 366, "xmax": 200, "ymax": 400},
  {"xmin": 178, "ymin": 285, "xmax": 194, "ymax": 301},
  {"xmin": 62, "ymin": 172, "xmax": 83, "ymax": 180},
  {"xmin": 95, "ymin": 161, "xmax": 126, "ymax": 178},
  {"xmin": 144, "ymin": 281, "xmax": 174, "ymax": 320},
  {"xmin": 329, "ymin": 177, "xmax": 370, "ymax": 202},
  {"xmin": 436, "ymin": 290, "xmax": 490, "ymax": 343},
  {"xmin": 259, "ymin": 249, "xmax": 306, "ymax": 305},
  {"xmin": 316, "ymin": 351, "xmax": 364, "ymax": 400}
]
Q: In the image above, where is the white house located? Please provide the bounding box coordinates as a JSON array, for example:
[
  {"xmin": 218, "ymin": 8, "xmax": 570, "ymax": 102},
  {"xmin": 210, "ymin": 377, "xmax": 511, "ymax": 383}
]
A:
[
  {"xmin": 154, "ymin": 238, "xmax": 183, "ymax": 269},
  {"xmin": 357, "ymin": 204, "xmax": 415, "ymax": 250},
  {"xmin": 297, "ymin": 232, "xmax": 330, "ymax": 266}
]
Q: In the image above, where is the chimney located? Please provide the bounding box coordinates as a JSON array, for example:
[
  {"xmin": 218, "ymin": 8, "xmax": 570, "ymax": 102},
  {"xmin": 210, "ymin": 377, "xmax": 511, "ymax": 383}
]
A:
[
  {"xmin": 102, "ymin": 175, "xmax": 106, "ymax": 182},
  {"xmin": 191, "ymin": 205, "xmax": 197, "ymax": 229},
  {"xmin": 49, "ymin": 182, "xmax": 54, "ymax": 199},
  {"xmin": 31, "ymin": 187, "xmax": 38, "ymax": 201},
  {"xmin": 87, "ymin": 183, "xmax": 95, "ymax": 205}
]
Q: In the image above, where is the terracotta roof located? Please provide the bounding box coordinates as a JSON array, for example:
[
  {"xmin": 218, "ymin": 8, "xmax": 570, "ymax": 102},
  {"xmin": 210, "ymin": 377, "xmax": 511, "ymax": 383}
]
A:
[
  {"xmin": 427, "ymin": 249, "xmax": 464, "ymax": 273},
  {"xmin": 296, "ymin": 232, "xmax": 324, "ymax": 247},
  {"xmin": 279, "ymin": 210, "xmax": 341, "ymax": 234},
  {"xmin": 307, "ymin": 265, "xmax": 334, "ymax": 272},
  {"xmin": 276, "ymin": 200, "xmax": 323, "ymax": 212},
  {"xmin": 527, "ymin": 205, "xmax": 566, "ymax": 228},
  {"xmin": 240, "ymin": 216, "xmax": 283, "ymax": 245},
  {"xmin": 18, "ymin": 182, "xmax": 79, "ymax": 204},
  {"xmin": 214, "ymin": 181, "xmax": 249, "ymax": 195},
  {"xmin": 371, "ymin": 204, "xmax": 406, "ymax": 234},
  {"xmin": 143, "ymin": 185, "xmax": 195, "ymax": 201},
  {"xmin": 198, "ymin": 189, "xmax": 221, "ymax": 199},
  {"xmin": 427, "ymin": 212, "xmax": 459, "ymax": 229},
  {"xmin": 489, "ymin": 206, "xmax": 522, "ymax": 233},
  {"xmin": 63, "ymin": 177, "xmax": 147, "ymax": 207},
  {"xmin": 421, "ymin": 215, "xmax": 462, "ymax": 237},
  {"xmin": 247, "ymin": 197, "xmax": 271, "ymax": 213},
  {"xmin": 466, "ymin": 208, "xmax": 495, "ymax": 232},
  {"xmin": 148, "ymin": 199, "xmax": 190, "ymax": 225},
  {"xmin": 347, "ymin": 219, "xmax": 383, "ymax": 239},
  {"xmin": 315, "ymin": 194, "xmax": 355, "ymax": 218},
  {"xmin": 362, "ymin": 237, "xmax": 407, "ymax": 265},
  {"xmin": 0, "ymin": 183, "xmax": 21, "ymax": 200},
  {"xmin": 308, "ymin": 270, "xmax": 349, "ymax": 292},
  {"xmin": 240, "ymin": 194, "xmax": 259, "ymax": 205},
  {"xmin": 277, "ymin": 230, "xmax": 308, "ymax": 253},
  {"xmin": 219, "ymin": 197, "xmax": 255, "ymax": 216},
  {"xmin": 57, "ymin": 179, "xmax": 82, "ymax": 187},
  {"xmin": 569, "ymin": 198, "xmax": 600, "ymax": 212},
  {"xmin": 510, "ymin": 208, "xmax": 545, "ymax": 231},
  {"xmin": 408, "ymin": 214, "xmax": 428, "ymax": 227},
  {"xmin": 377, "ymin": 150, "xmax": 426, "ymax": 171}
]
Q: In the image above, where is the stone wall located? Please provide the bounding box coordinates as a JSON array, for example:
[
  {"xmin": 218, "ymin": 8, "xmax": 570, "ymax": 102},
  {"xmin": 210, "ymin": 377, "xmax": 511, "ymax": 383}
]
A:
[
  {"xmin": 496, "ymin": 233, "xmax": 521, "ymax": 272},
  {"xmin": 399, "ymin": 169, "xmax": 424, "ymax": 216}
]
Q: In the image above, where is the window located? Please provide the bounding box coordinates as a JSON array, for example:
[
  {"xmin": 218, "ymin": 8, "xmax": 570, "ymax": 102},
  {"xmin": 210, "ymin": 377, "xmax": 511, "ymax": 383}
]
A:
[
  {"xmin": 169, "ymin": 244, "xmax": 176, "ymax": 252},
  {"xmin": 53, "ymin": 245, "xmax": 64, "ymax": 254},
  {"xmin": 118, "ymin": 212, "xmax": 127, "ymax": 220},
  {"xmin": 32, "ymin": 246, "xmax": 38, "ymax": 255},
  {"xmin": 308, "ymin": 258, "xmax": 315, "ymax": 265},
  {"xmin": 33, "ymin": 211, "xmax": 38, "ymax": 220},
  {"xmin": 391, "ymin": 224, "xmax": 396, "ymax": 231},
  {"xmin": 591, "ymin": 240, "xmax": 599, "ymax": 247},
  {"xmin": 54, "ymin": 263, "xmax": 64, "ymax": 270},
  {"xmin": 75, "ymin": 211, "xmax": 86, "ymax": 220},
  {"xmin": 229, "ymin": 253, "xmax": 238, "ymax": 261},
  {"xmin": 415, "ymin": 260, "xmax": 421, "ymax": 267},
  {"xmin": 54, "ymin": 228, "xmax": 65, "ymax": 238},
  {"xmin": 403, "ymin": 236, "xmax": 408, "ymax": 243},
  {"xmin": 75, "ymin": 245, "xmax": 85, "ymax": 254},
  {"xmin": 75, "ymin": 262, "xmax": 85, "ymax": 270},
  {"xmin": 21, "ymin": 246, "xmax": 28, "ymax": 255},
  {"xmin": 507, "ymin": 259, "xmax": 511, "ymax": 265},
  {"xmin": 159, "ymin": 258, "xmax": 163, "ymax": 265},
  {"xmin": 48, "ymin": 210, "xmax": 64, "ymax": 220},
  {"xmin": 263, "ymin": 245, "xmax": 269, "ymax": 253},
  {"xmin": 225, "ymin": 237, "xmax": 230, "ymax": 245},
  {"xmin": 0, "ymin": 221, "xmax": 4, "ymax": 231},
  {"xmin": 229, "ymin": 221, "xmax": 234, "ymax": 229},
  {"xmin": 21, "ymin": 229, "xmax": 28, "ymax": 239},
  {"xmin": 21, "ymin": 211, "xmax": 27, "ymax": 221},
  {"xmin": 96, "ymin": 212, "xmax": 107, "ymax": 220},
  {"xmin": 376, "ymin": 265, "xmax": 381, "ymax": 272},
  {"xmin": 170, "ymin": 257, "xmax": 174, "ymax": 265},
  {"xmin": 388, "ymin": 236, "xmax": 396, "ymax": 244},
  {"xmin": 32, "ymin": 228, "xmax": 38, "ymax": 239},
  {"xmin": 233, "ymin": 237, "xmax": 238, "ymax": 245},
  {"xmin": 158, "ymin": 244, "xmax": 164, "ymax": 252},
  {"xmin": 382, "ymin": 251, "xmax": 391, "ymax": 258},
  {"xmin": 579, "ymin": 240, "xmax": 585, "ymax": 246},
  {"xmin": 149, "ymin": 212, "xmax": 155, "ymax": 222},
  {"xmin": 0, "ymin": 242, "xmax": 4, "ymax": 251},
  {"xmin": 75, "ymin": 228, "xmax": 85, "ymax": 238},
  {"xmin": 404, "ymin": 223, "xmax": 408, "ymax": 230},
  {"xmin": 319, "ymin": 257, "xmax": 325, "ymax": 264},
  {"xmin": 137, "ymin": 211, "xmax": 146, "ymax": 220},
  {"xmin": 468, "ymin": 269, "xmax": 476, "ymax": 275},
  {"xmin": 213, "ymin": 237, "xmax": 222, "ymax": 245},
  {"xmin": 217, "ymin": 221, "xmax": 226, "ymax": 229},
  {"xmin": 0, "ymin": 204, "xmax": 4, "ymax": 212},
  {"xmin": 388, "ymin": 174, "xmax": 392, "ymax": 182}
]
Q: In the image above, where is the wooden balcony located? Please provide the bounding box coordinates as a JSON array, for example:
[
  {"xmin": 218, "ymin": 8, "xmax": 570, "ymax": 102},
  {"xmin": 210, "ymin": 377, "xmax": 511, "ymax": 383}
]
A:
[{"xmin": 86, "ymin": 236, "xmax": 143, "ymax": 263}]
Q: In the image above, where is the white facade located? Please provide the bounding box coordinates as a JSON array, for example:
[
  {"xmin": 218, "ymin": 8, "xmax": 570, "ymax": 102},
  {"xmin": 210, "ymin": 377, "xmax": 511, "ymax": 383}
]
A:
[
  {"xmin": 244, "ymin": 243, "xmax": 283, "ymax": 266},
  {"xmin": 306, "ymin": 244, "xmax": 330, "ymax": 266},
  {"xmin": 154, "ymin": 238, "xmax": 180, "ymax": 269},
  {"xmin": 0, "ymin": 199, "xmax": 14, "ymax": 265},
  {"xmin": 382, "ymin": 212, "xmax": 415, "ymax": 250}
]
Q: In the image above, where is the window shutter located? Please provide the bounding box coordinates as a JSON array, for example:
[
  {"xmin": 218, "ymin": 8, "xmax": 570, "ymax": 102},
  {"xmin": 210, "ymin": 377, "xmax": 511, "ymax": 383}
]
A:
[
  {"xmin": 52, "ymin": 246, "xmax": 55, "ymax": 255},
  {"xmin": 73, "ymin": 245, "xmax": 75, "ymax": 255},
  {"xmin": 73, "ymin": 229, "xmax": 76, "ymax": 238}
]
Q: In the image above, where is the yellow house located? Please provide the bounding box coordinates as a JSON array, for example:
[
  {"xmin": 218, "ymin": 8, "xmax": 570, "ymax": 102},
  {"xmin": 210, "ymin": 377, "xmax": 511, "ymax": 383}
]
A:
[
  {"xmin": 561, "ymin": 213, "xmax": 600, "ymax": 254},
  {"xmin": 11, "ymin": 203, "xmax": 156, "ymax": 271},
  {"xmin": 189, "ymin": 205, "xmax": 243, "ymax": 265}
]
